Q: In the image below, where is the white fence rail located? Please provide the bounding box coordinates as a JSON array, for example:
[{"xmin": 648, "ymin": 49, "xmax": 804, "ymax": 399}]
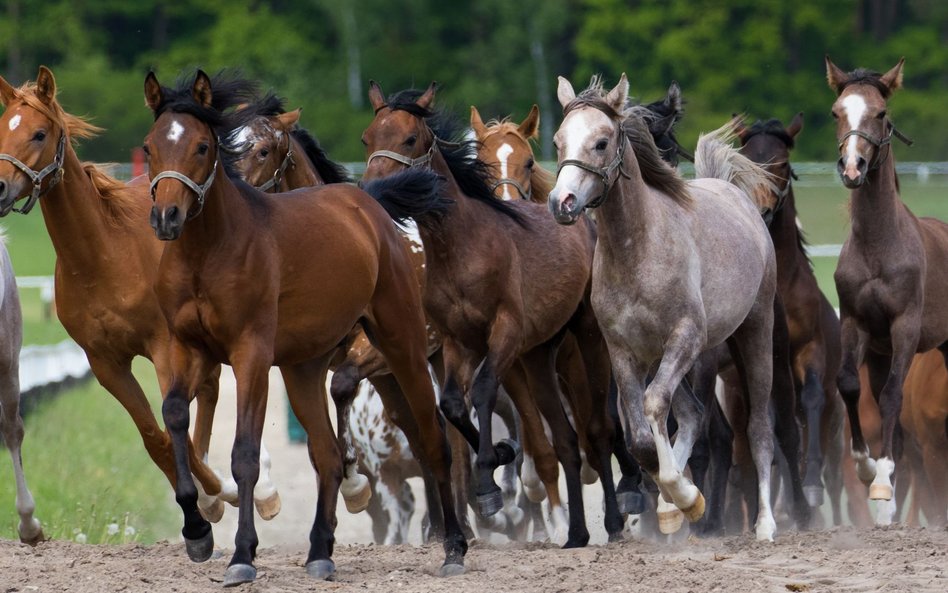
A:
[{"xmin": 19, "ymin": 340, "xmax": 90, "ymax": 395}]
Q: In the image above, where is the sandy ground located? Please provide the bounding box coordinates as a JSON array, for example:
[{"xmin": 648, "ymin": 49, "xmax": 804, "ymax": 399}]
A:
[{"xmin": 3, "ymin": 368, "xmax": 947, "ymax": 592}]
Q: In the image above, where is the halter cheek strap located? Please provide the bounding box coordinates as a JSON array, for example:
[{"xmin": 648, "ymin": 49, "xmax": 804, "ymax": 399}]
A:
[
  {"xmin": 149, "ymin": 156, "xmax": 219, "ymax": 220},
  {"xmin": 557, "ymin": 137, "xmax": 629, "ymax": 209},
  {"xmin": 255, "ymin": 148, "xmax": 295, "ymax": 193},
  {"xmin": 0, "ymin": 132, "xmax": 67, "ymax": 214}
]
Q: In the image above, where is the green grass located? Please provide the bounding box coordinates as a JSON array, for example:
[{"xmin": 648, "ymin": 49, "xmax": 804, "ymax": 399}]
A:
[{"xmin": 0, "ymin": 358, "xmax": 177, "ymax": 544}]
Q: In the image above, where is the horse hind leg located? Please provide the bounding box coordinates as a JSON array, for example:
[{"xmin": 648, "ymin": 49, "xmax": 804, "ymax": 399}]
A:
[
  {"xmin": 800, "ymin": 367, "xmax": 827, "ymax": 508},
  {"xmin": 330, "ymin": 347, "xmax": 374, "ymax": 514},
  {"xmin": 821, "ymin": 387, "xmax": 846, "ymax": 526},
  {"xmin": 0, "ymin": 376, "xmax": 43, "ymax": 544}
]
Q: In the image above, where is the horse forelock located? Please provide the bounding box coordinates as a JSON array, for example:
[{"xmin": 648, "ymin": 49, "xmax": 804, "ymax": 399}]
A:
[
  {"xmin": 11, "ymin": 81, "xmax": 102, "ymax": 141},
  {"xmin": 836, "ymin": 69, "xmax": 892, "ymax": 99}
]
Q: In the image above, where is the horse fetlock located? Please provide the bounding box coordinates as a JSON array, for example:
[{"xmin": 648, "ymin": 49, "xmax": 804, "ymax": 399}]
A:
[
  {"xmin": 851, "ymin": 448, "xmax": 877, "ymax": 484},
  {"xmin": 868, "ymin": 456, "xmax": 895, "ymax": 501},
  {"xmin": 494, "ymin": 438, "xmax": 521, "ymax": 466}
]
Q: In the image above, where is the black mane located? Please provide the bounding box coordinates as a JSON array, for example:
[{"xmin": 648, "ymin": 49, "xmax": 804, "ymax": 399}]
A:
[
  {"xmin": 291, "ymin": 127, "xmax": 351, "ymax": 184},
  {"xmin": 744, "ymin": 118, "xmax": 796, "ymax": 149},
  {"xmin": 637, "ymin": 83, "xmax": 688, "ymax": 166},
  {"xmin": 385, "ymin": 89, "xmax": 528, "ymax": 228}
]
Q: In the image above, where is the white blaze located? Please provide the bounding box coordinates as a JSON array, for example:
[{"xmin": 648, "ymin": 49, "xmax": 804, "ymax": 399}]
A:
[
  {"xmin": 841, "ymin": 94, "xmax": 867, "ymax": 168},
  {"xmin": 167, "ymin": 119, "xmax": 185, "ymax": 143},
  {"xmin": 8, "ymin": 114, "xmax": 21, "ymax": 131},
  {"xmin": 496, "ymin": 143, "xmax": 514, "ymax": 201}
]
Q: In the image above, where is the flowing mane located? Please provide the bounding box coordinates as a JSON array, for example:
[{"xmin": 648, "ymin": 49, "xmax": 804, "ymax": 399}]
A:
[
  {"xmin": 384, "ymin": 89, "xmax": 528, "ymax": 227},
  {"xmin": 290, "ymin": 127, "xmax": 351, "ymax": 184},
  {"xmin": 481, "ymin": 118, "xmax": 556, "ymax": 202},
  {"xmin": 565, "ymin": 77, "xmax": 691, "ymax": 205}
]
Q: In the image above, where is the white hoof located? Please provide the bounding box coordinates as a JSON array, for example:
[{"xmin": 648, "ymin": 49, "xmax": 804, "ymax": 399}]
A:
[
  {"xmin": 549, "ymin": 504, "xmax": 569, "ymax": 545},
  {"xmin": 755, "ymin": 516, "xmax": 776, "ymax": 542},
  {"xmin": 341, "ymin": 473, "xmax": 372, "ymax": 514},
  {"xmin": 657, "ymin": 494, "xmax": 683, "ymax": 535},
  {"xmin": 868, "ymin": 457, "xmax": 895, "ymax": 501},
  {"xmin": 874, "ymin": 498, "xmax": 896, "ymax": 526}
]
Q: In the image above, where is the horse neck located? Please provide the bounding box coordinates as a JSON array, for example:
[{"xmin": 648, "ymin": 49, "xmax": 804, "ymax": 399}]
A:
[
  {"xmin": 848, "ymin": 147, "xmax": 905, "ymax": 247},
  {"xmin": 170, "ymin": 165, "xmax": 245, "ymax": 261},
  {"xmin": 594, "ymin": 144, "xmax": 656, "ymax": 260},
  {"xmin": 769, "ymin": 187, "xmax": 809, "ymax": 269},
  {"xmin": 415, "ymin": 149, "xmax": 479, "ymax": 260},
  {"xmin": 281, "ymin": 135, "xmax": 321, "ymax": 190},
  {"xmin": 39, "ymin": 146, "xmax": 141, "ymax": 269}
]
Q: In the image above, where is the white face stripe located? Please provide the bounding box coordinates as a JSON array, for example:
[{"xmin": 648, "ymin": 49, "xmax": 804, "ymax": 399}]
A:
[
  {"xmin": 841, "ymin": 94, "xmax": 867, "ymax": 165},
  {"xmin": 8, "ymin": 114, "xmax": 21, "ymax": 131},
  {"xmin": 167, "ymin": 119, "xmax": 185, "ymax": 143},
  {"xmin": 496, "ymin": 143, "xmax": 514, "ymax": 201}
]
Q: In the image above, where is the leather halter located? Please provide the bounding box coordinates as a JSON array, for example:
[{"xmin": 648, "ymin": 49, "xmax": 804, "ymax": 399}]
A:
[
  {"xmin": 368, "ymin": 142, "xmax": 436, "ymax": 169},
  {"xmin": 837, "ymin": 119, "xmax": 913, "ymax": 171},
  {"xmin": 255, "ymin": 147, "xmax": 295, "ymax": 193},
  {"xmin": 490, "ymin": 177, "xmax": 531, "ymax": 201},
  {"xmin": 557, "ymin": 135, "xmax": 630, "ymax": 209},
  {"xmin": 0, "ymin": 132, "xmax": 66, "ymax": 214},
  {"xmin": 149, "ymin": 139, "xmax": 220, "ymax": 220}
]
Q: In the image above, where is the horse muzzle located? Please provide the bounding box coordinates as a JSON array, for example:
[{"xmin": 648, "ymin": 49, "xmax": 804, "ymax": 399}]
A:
[
  {"xmin": 0, "ymin": 178, "xmax": 21, "ymax": 217},
  {"xmin": 837, "ymin": 156, "xmax": 868, "ymax": 189},
  {"xmin": 150, "ymin": 204, "xmax": 185, "ymax": 241},
  {"xmin": 548, "ymin": 188, "xmax": 582, "ymax": 225}
]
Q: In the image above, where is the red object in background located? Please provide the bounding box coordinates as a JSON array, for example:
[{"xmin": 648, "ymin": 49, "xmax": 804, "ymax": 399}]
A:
[{"xmin": 131, "ymin": 146, "xmax": 145, "ymax": 178}]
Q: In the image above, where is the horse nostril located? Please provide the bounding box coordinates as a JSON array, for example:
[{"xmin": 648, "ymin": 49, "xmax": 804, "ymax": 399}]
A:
[
  {"xmin": 857, "ymin": 157, "xmax": 868, "ymax": 173},
  {"xmin": 166, "ymin": 205, "xmax": 180, "ymax": 221},
  {"xmin": 836, "ymin": 158, "xmax": 845, "ymax": 175}
]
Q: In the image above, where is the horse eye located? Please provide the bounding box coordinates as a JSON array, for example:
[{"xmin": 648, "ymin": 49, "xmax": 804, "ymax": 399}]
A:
[
  {"xmin": 197, "ymin": 143, "xmax": 209, "ymax": 156},
  {"xmin": 595, "ymin": 139, "xmax": 608, "ymax": 151},
  {"xmin": 831, "ymin": 111, "xmax": 839, "ymax": 119},
  {"xmin": 877, "ymin": 110, "xmax": 887, "ymax": 119},
  {"xmin": 526, "ymin": 158, "xmax": 535, "ymax": 169},
  {"xmin": 405, "ymin": 135, "xmax": 417, "ymax": 147},
  {"xmin": 142, "ymin": 145, "xmax": 150, "ymax": 157},
  {"xmin": 32, "ymin": 131, "xmax": 47, "ymax": 142},
  {"xmin": 259, "ymin": 148, "xmax": 270, "ymax": 158},
  {"xmin": 360, "ymin": 137, "xmax": 368, "ymax": 146}
]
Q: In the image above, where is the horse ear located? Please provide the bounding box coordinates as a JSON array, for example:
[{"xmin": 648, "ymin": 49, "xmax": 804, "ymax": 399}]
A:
[
  {"xmin": 518, "ymin": 104, "xmax": 540, "ymax": 139},
  {"xmin": 368, "ymin": 80, "xmax": 386, "ymax": 111},
  {"xmin": 0, "ymin": 74, "xmax": 17, "ymax": 107},
  {"xmin": 192, "ymin": 70, "xmax": 213, "ymax": 108},
  {"xmin": 470, "ymin": 106, "xmax": 488, "ymax": 139},
  {"xmin": 144, "ymin": 72, "xmax": 163, "ymax": 112},
  {"xmin": 786, "ymin": 112, "xmax": 804, "ymax": 139},
  {"xmin": 557, "ymin": 76, "xmax": 576, "ymax": 108},
  {"xmin": 880, "ymin": 57, "xmax": 904, "ymax": 92},
  {"xmin": 667, "ymin": 81, "xmax": 683, "ymax": 113},
  {"xmin": 731, "ymin": 114, "xmax": 749, "ymax": 141},
  {"xmin": 825, "ymin": 55, "xmax": 849, "ymax": 94},
  {"xmin": 275, "ymin": 108, "xmax": 302, "ymax": 131},
  {"xmin": 416, "ymin": 81, "xmax": 438, "ymax": 110},
  {"xmin": 35, "ymin": 66, "xmax": 57, "ymax": 105},
  {"xmin": 605, "ymin": 73, "xmax": 629, "ymax": 112}
]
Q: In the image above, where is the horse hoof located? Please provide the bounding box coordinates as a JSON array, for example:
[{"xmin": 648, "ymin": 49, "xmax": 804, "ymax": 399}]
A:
[
  {"xmin": 616, "ymin": 490, "xmax": 645, "ymax": 515},
  {"xmin": 683, "ymin": 492, "xmax": 705, "ymax": 523},
  {"xmin": 658, "ymin": 508, "xmax": 684, "ymax": 534},
  {"xmin": 305, "ymin": 559, "xmax": 336, "ymax": 580},
  {"xmin": 223, "ymin": 563, "xmax": 257, "ymax": 587},
  {"xmin": 184, "ymin": 531, "xmax": 215, "ymax": 563},
  {"xmin": 477, "ymin": 490, "xmax": 504, "ymax": 518},
  {"xmin": 607, "ymin": 530, "xmax": 624, "ymax": 543},
  {"xmin": 495, "ymin": 438, "xmax": 521, "ymax": 466},
  {"xmin": 19, "ymin": 524, "xmax": 45, "ymax": 547},
  {"xmin": 254, "ymin": 491, "xmax": 282, "ymax": 521},
  {"xmin": 439, "ymin": 563, "xmax": 465, "ymax": 577},
  {"xmin": 199, "ymin": 497, "xmax": 225, "ymax": 523},
  {"xmin": 341, "ymin": 475, "xmax": 372, "ymax": 514},
  {"xmin": 804, "ymin": 485, "xmax": 825, "ymax": 508},
  {"xmin": 869, "ymin": 483, "xmax": 892, "ymax": 501}
]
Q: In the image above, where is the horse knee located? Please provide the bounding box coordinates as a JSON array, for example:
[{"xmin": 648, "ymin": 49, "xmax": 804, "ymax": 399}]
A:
[
  {"xmin": 836, "ymin": 370, "xmax": 860, "ymax": 402},
  {"xmin": 161, "ymin": 387, "xmax": 190, "ymax": 432}
]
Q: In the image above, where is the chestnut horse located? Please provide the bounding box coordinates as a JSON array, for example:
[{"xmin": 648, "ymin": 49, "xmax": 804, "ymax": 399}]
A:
[
  {"xmin": 826, "ymin": 57, "xmax": 948, "ymax": 524},
  {"xmin": 0, "ymin": 233, "xmax": 42, "ymax": 545},
  {"xmin": 142, "ymin": 70, "xmax": 465, "ymax": 585},
  {"xmin": 0, "ymin": 67, "xmax": 253, "ymax": 523},
  {"xmin": 734, "ymin": 114, "xmax": 846, "ymax": 520},
  {"xmin": 550, "ymin": 74, "xmax": 781, "ymax": 540},
  {"xmin": 362, "ymin": 81, "xmax": 623, "ymax": 546}
]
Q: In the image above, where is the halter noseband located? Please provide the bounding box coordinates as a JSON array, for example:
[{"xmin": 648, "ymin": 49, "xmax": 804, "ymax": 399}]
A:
[
  {"xmin": 149, "ymin": 138, "xmax": 220, "ymax": 220},
  {"xmin": 255, "ymin": 147, "xmax": 295, "ymax": 193},
  {"xmin": 367, "ymin": 142, "xmax": 436, "ymax": 170},
  {"xmin": 837, "ymin": 119, "xmax": 913, "ymax": 171},
  {"xmin": 0, "ymin": 132, "xmax": 67, "ymax": 214},
  {"xmin": 490, "ymin": 177, "xmax": 531, "ymax": 201}
]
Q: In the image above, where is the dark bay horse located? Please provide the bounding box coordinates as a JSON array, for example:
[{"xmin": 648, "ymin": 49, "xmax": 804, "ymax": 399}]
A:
[
  {"xmin": 734, "ymin": 114, "xmax": 846, "ymax": 520},
  {"xmin": 361, "ymin": 81, "xmax": 624, "ymax": 546},
  {"xmin": 142, "ymin": 70, "xmax": 466, "ymax": 584},
  {"xmin": 0, "ymin": 67, "xmax": 242, "ymax": 523},
  {"xmin": 826, "ymin": 57, "xmax": 948, "ymax": 524},
  {"xmin": 550, "ymin": 74, "xmax": 781, "ymax": 540},
  {"xmin": 0, "ymin": 233, "xmax": 42, "ymax": 545}
]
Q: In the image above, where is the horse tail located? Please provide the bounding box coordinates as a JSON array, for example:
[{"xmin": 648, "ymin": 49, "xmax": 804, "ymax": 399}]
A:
[
  {"xmin": 360, "ymin": 169, "xmax": 452, "ymax": 226},
  {"xmin": 694, "ymin": 118, "xmax": 777, "ymax": 210}
]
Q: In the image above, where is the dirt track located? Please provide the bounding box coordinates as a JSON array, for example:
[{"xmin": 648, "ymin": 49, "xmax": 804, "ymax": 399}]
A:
[{"xmin": 4, "ymin": 369, "xmax": 946, "ymax": 592}]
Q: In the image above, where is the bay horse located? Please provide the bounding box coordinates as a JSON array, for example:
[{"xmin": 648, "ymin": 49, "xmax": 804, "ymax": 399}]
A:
[
  {"xmin": 550, "ymin": 74, "xmax": 781, "ymax": 541},
  {"xmin": 0, "ymin": 66, "xmax": 257, "ymax": 524},
  {"xmin": 0, "ymin": 233, "xmax": 43, "ymax": 545},
  {"xmin": 826, "ymin": 57, "xmax": 948, "ymax": 524},
  {"xmin": 734, "ymin": 114, "xmax": 846, "ymax": 520},
  {"xmin": 142, "ymin": 70, "xmax": 466, "ymax": 584},
  {"xmin": 361, "ymin": 81, "xmax": 624, "ymax": 546}
]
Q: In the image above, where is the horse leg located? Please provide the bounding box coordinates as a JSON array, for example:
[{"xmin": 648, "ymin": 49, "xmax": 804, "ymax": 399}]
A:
[
  {"xmin": 329, "ymin": 358, "xmax": 372, "ymax": 514},
  {"xmin": 610, "ymin": 377, "xmax": 646, "ymax": 515},
  {"xmin": 697, "ymin": 391, "xmax": 733, "ymax": 537},
  {"xmin": 280, "ymin": 355, "xmax": 341, "ymax": 581},
  {"xmin": 727, "ymin": 299, "xmax": 778, "ymax": 542},
  {"xmin": 0, "ymin": 368, "xmax": 42, "ymax": 544},
  {"xmin": 821, "ymin": 387, "xmax": 846, "ymax": 526},
  {"xmin": 836, "ymin": 316, "xmax": 874, "ymax": 483}
]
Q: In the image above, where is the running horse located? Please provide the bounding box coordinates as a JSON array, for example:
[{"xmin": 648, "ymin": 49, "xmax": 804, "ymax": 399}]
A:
[
  {"xmin": 549, "ymin": 74, "xmax": 782, "ymax": 540},
  {"xmin": 826, "ymin": 57, "xmax": 948, "ymax": 524},
  {"xmin": 0, "ymin": 66, "xmax": 257, "ymax": 524},
  {"xmin": 0, "ymin": 232, "xmax": 42, "ymax": 545},
  {"xmin": 734, "ymin": 114, "xmax": 846, "ymax": 521},
  {"xmin": 142, "ymin": 70, "xmax": 466, "ymax": 585},
  {"xmin": 361, "ymin": 81, "xmax": 625, "ymax": 546}
]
